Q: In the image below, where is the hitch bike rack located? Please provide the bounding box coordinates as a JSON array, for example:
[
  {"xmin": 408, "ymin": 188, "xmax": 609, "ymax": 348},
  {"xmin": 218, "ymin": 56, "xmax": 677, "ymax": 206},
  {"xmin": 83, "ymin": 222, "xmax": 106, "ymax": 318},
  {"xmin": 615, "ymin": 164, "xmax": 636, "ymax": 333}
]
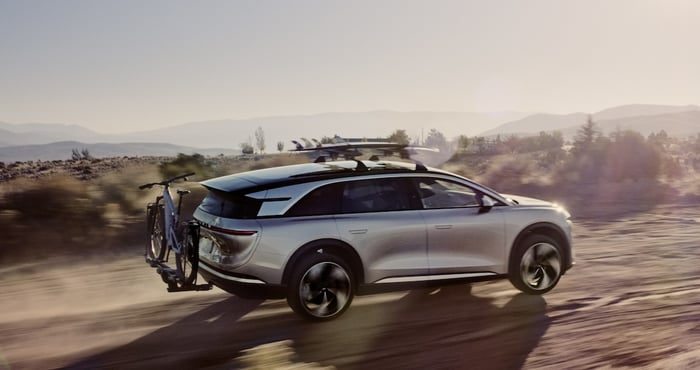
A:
[{"xmin": 145, "ymin": 256, "xmax": 213, "ymax": 293}]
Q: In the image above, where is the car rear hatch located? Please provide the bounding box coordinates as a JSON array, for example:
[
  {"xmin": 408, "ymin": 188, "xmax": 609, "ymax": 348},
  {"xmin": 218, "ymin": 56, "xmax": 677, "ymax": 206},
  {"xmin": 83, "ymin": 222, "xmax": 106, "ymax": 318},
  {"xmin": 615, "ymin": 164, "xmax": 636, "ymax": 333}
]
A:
[{"xmin": 194, "ymin": 186, "xmax": 263, "ymax": 270}]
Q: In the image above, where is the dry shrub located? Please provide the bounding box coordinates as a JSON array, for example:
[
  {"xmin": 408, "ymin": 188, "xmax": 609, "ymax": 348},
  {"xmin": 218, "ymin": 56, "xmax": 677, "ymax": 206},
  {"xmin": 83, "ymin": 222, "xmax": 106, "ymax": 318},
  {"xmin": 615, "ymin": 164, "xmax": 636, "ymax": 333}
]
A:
[
  {"xmin": 0, "ymin": 163, "xmax": 175, "ymax": 262},
  {"xmin": 244, "ymin": 154, "xmax": 308, "ymax": 171},
  {"xmin": 478, "ymin": 155, "xmax": 549, "ymax": 194},
  {"xmin": 0, "ymin": 175, "xmax": 106, "ymax": 261}
]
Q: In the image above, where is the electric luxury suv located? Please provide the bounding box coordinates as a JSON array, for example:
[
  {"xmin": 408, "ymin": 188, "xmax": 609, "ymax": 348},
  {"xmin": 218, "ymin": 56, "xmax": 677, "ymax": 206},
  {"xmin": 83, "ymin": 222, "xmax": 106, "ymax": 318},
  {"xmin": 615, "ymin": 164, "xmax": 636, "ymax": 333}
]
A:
[{"xmin": 193, "ymin": 160, "xmax": 573, "ymax": 321}]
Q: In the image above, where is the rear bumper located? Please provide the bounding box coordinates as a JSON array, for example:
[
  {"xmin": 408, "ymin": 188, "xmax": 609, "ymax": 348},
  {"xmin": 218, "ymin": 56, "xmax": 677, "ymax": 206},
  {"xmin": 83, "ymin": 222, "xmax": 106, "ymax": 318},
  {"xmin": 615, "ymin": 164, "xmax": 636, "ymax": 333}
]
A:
[{"xmin": 198, "ymin": 261, "xmax": 285, "ymax": 299}]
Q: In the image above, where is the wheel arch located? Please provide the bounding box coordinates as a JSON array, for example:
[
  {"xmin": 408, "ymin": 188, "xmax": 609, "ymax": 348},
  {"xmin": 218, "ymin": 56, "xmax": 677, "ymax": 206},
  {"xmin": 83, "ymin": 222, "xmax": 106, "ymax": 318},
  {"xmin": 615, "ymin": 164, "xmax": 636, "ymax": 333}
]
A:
[
  {"xmin": 282, "ymin": 239, "xmax": 365, "ymax": 286},
  {"xmin": 510, "ymin": 222, "xmax": 571, "ymax": 272}
]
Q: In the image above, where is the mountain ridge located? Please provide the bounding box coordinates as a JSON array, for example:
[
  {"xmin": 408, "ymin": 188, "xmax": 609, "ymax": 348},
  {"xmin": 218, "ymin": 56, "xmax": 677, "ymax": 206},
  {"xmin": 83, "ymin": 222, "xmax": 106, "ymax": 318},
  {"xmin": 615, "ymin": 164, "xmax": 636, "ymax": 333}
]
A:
[
  {"xmin": 0, "ymin": 141, "xmax": 239, "ymax": 163},
  {"xmin": 480, "ymin": 104, "xmax": 700, "ymax": 137}
]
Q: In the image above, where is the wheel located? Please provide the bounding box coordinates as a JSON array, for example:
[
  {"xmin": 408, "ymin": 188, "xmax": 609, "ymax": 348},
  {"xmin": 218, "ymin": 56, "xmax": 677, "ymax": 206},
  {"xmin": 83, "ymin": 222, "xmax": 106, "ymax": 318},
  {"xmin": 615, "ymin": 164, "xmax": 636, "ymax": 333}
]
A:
[
  {"xmin": 175, "ymin": 223, "xmax": 199, "ymax": 287},
  {"xmin": 146, "ymin": 203, "xmax": 166, "ymax": 260},
  {"xmin": 509, "ymin": 234, "xmax": 563, "ymax": 295},
  {"xmin": 287, "ymin": 253, "xmax": 355, "ymax": 321}
]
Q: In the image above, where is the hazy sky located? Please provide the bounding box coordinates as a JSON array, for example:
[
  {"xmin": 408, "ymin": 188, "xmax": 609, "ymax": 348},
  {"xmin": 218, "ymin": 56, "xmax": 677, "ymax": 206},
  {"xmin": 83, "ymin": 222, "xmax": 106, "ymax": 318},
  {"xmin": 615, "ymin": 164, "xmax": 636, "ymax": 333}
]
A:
[{"xmin": 1, "ymin": 0, "xmax": 698, "ymax": 133}]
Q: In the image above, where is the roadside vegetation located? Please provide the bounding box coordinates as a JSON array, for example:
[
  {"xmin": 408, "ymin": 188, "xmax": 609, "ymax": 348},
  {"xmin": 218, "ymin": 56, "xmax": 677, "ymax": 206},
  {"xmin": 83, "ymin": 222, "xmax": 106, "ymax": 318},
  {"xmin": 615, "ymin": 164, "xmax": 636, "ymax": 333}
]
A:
[{"xmin": 1, "ymin": 119, "xmax": 699, "ymax": 263}]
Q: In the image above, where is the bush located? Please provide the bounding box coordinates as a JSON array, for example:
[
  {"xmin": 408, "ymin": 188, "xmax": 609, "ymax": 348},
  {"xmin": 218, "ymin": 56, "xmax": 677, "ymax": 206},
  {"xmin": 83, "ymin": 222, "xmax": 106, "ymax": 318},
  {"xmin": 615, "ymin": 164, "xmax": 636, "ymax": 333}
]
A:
[
  {"xmin": 603, "ymin": 130, "xmax": 661, "ymax": 181},
  {"xmin": 159, "ymin": 153, "xmax": 215, "ymax": 180},
  {"xmin": 479, "ymin": 155, "xmax": 545, "ymax": 194},
  {"xmin": 0, "ymin": 176, "xmax": 106, "ymax": 262}
]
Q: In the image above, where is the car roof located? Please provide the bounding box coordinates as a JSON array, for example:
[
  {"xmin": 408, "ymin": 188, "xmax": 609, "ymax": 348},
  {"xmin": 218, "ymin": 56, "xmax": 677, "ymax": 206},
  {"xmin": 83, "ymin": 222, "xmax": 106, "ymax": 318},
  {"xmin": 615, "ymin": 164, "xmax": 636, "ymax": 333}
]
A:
[{"xmin": 201, "ymin": 160, "xmax": 430, "ymax": 193}]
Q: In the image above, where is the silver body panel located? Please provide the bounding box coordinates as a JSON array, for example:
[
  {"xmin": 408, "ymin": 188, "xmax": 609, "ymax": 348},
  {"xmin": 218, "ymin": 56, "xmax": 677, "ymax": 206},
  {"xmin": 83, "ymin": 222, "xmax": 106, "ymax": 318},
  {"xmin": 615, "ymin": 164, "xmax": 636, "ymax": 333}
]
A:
[{"xmin": 193, "ymin": 160, "xmax": 573, "ymax": 292}]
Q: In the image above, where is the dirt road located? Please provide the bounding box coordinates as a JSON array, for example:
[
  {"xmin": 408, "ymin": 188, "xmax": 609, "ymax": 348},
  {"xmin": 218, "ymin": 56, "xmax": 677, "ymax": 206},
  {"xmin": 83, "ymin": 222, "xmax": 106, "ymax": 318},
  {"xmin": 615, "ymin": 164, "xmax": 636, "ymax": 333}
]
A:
[{"xmin": 1, "ymin": 204, "xmax": 699, "ymax": 369}]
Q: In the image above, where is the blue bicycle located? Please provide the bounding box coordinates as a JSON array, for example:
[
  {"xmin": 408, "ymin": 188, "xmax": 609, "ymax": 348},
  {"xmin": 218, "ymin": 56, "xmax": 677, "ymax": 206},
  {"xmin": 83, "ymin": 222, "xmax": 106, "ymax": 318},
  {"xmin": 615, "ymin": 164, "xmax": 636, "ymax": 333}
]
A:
[{"xmin": 139, "ymin": 172, "xmax": 209, "ymax": 291}]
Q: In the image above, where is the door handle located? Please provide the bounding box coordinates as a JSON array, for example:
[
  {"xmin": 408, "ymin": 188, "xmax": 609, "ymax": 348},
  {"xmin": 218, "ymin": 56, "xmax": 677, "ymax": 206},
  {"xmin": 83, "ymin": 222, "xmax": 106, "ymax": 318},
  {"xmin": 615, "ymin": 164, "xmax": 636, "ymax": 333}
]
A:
[
  {"xmin": 435, "ymin": 225, "xmax": 453, "ymax": 229},
  {"xmin": 349, "ymin": 229, "xmax": 368, "ymax": 234}
]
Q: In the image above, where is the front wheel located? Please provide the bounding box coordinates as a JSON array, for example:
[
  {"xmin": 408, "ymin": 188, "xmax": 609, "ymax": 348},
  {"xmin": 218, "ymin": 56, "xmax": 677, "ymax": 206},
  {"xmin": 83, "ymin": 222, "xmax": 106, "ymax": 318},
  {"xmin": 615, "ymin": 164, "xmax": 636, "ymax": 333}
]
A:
[
  {"xmin": 175, "ymin": 222, "xmax": 199, "ymax": 287},
  {"xmin": 509, "ymin": 234, "xmax": 563, "ymax": 295},
  {"xmin": 287, "ymin": 253, "xmax": 355, "ymax": 322}
]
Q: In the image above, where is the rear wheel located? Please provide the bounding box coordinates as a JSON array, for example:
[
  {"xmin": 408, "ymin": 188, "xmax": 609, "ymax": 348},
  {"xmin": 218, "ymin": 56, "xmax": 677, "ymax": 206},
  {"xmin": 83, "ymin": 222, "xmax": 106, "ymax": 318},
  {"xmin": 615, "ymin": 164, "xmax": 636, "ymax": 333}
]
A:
[
  {"xmin": 175, "ymin": 223, "xmax": 199, "ymax": 287},
  {"xmin": 509, "ymin": 234, "xmax": 563, "ymax": 294},
  {"xmin": 287, "ymin": 253, "xmax": 355, "ymax": 321},
  {"xmin": 146, "ymin": 204, "xmax": 166, "ymax": 260}
]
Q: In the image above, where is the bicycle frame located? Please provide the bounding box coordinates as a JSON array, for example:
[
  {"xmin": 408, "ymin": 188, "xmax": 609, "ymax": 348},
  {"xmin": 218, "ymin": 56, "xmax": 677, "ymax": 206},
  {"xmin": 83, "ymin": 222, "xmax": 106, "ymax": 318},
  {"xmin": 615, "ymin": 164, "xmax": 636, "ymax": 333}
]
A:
[{"xmin": 161, "ymin": 184, "xmax": 182, "ymax": 256}]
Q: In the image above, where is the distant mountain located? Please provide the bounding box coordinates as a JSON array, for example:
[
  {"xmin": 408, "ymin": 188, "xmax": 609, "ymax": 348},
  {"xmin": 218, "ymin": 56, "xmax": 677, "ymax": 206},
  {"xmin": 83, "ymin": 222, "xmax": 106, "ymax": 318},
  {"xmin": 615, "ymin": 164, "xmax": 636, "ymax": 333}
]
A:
[
  {"xmin": 479, "ymin": 113, "xmax": 589, "ymax": 137},
  {"xmin": 1, "ymin": 111, "xmax": 530, "ymax": 150},
  {"xmin": 480, "ymin": 104, "xmax": 700, "ymax": 138},
  {"xmin": 0, "ymin": 122, "xmax": 105, "ymax": 145},
  {"xmin": 592, "ymin": 104, "xmax": 700, "ymax": 121},
  {"xmin": 118, "ymin": 111, "xmax": 529, "ymax": 149},
  {"xmin": 591, "ymin": 110, "xmax": 700, "ymax": 137},
  {"xmin": 0, "ymin": 141, "xmax": 239, "ymax": 163}
]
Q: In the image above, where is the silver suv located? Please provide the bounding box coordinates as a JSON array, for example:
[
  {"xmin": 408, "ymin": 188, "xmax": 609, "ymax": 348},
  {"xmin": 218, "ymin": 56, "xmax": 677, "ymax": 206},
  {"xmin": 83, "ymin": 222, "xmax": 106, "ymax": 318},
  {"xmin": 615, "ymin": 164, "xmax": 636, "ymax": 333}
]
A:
[{"xmin": 193, "ymin": 160, "xmax": 573, "ymax": 321}]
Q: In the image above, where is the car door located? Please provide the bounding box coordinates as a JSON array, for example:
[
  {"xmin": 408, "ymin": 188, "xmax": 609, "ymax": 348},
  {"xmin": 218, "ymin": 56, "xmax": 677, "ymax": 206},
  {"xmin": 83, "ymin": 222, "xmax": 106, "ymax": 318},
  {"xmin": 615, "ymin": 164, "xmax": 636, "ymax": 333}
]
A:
[
  {"xmin": 415, "ymin": 177, "xmax": 506, "ymax": 275},
  {"xmin": 334, "ymin": 177, "xmax": 428, "ymax": 283}
]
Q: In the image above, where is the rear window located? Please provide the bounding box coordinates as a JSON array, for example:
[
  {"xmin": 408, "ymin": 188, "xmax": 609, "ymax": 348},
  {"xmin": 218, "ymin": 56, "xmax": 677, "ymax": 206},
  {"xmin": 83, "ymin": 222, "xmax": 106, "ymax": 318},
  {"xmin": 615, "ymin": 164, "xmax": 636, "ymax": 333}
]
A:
[{"xmin": 198, "ymin": 191, "xmax": 262, "ymax": 219}]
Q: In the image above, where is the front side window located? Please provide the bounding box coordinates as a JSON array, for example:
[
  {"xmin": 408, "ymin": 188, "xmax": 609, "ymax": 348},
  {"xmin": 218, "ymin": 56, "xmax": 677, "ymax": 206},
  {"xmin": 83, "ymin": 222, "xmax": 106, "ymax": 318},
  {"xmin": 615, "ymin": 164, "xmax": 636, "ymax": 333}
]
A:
[{"xmin": 416, "ymin": 178, "xmax": 481, "ymax": 209}]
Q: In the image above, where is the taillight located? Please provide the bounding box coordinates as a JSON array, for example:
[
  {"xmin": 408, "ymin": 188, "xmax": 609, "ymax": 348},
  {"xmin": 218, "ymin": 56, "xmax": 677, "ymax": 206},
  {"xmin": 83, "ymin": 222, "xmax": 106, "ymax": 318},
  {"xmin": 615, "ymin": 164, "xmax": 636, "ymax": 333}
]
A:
[{"xmin": 208, "ymin": 225, "xmax": 257, "ymax": 236}]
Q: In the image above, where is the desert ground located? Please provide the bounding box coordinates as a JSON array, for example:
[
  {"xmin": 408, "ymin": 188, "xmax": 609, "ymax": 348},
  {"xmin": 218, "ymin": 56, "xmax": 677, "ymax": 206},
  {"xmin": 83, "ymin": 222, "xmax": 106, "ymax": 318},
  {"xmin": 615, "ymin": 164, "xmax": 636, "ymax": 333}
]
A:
[{"xmin": 1, "ymin": 201, "xmax": 699, "ymax": 370}]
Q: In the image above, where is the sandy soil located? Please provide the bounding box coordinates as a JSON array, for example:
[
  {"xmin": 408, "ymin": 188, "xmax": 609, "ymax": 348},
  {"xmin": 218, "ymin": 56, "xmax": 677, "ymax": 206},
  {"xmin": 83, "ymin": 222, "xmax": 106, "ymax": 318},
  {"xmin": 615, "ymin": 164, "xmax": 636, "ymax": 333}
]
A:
[{"xmin": 1, "ymin": 204, "xmax": 699, "ymax": 370}]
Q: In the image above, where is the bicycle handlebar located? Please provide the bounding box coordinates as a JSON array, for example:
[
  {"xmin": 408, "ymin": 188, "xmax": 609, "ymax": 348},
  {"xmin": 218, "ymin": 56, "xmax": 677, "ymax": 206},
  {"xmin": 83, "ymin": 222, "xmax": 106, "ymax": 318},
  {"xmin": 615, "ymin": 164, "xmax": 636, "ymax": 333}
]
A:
[{"xmin": 139, "ymin": 172, "xmax": 196, "ymax": 190}]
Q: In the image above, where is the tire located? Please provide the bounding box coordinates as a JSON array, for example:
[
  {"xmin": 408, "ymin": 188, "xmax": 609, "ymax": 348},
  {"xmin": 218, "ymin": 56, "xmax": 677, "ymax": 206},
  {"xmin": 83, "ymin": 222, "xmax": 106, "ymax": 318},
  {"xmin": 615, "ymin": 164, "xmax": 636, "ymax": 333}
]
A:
[
  {"xmin": 146, "ymin": 203, "xmax": 166, "ymax": 260},
  {"xmin": 287, "ymin": 252, "xmax": 355, "ymax": 322},
  {"xmin": 175, "ymin": 222, "xmax": 199, "ymax": 287},
  {"xmin": 509, "ymin": 234, "xmax": 563, "ymax": 295}
]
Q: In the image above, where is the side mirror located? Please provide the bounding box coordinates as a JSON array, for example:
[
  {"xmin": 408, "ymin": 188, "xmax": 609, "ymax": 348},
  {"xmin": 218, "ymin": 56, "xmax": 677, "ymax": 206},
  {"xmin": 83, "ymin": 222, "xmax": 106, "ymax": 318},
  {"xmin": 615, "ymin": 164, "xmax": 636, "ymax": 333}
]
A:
[{"xmin": 478, "ymin": 196, "xmax": 495, "ymax": 214}]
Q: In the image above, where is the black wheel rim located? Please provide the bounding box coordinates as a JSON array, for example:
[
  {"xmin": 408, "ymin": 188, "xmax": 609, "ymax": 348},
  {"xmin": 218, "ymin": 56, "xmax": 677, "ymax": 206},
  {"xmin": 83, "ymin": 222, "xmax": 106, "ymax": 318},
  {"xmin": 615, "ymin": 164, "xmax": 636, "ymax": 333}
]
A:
[
  {"xmin": 150, "ymin": 225, "xmax": 164, "ymax": 258},
  {"xmin": 177, "ymin": 233, "xmax": 196, "ymax": 285},
  {"xmin": 520, "ymin": 242, "xmax": 561, "ymax": 291},
  {"xmin": 299, "ymin": 262, "xmax": 351, "ymax": 318}
]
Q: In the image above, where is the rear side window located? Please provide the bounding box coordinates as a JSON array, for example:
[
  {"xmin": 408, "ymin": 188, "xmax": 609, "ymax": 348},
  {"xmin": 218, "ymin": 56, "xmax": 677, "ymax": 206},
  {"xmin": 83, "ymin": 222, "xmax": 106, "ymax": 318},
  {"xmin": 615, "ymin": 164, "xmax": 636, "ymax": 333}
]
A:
[
  {"xmin": 286, "ymin": 182, "xmax": 343, "ymax": 216},
  {"xmin": 198, "ymin": 191, "xmax": 262, "ymax": 219}
]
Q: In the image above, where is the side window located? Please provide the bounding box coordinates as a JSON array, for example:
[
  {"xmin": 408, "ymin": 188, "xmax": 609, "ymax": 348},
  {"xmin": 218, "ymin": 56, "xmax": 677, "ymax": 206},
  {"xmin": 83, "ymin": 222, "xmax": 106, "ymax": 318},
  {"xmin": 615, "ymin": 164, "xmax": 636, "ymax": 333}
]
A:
[
  {"xmin": 416, "ymin": 178, "xmax": 481, "ymax": 209},
  {"xmin": 286, "ymin": 183, "xmax": 343, "ymax": 216},
  {"xmin": 342, "ymin": 178, "xmax": 413, "ymax": 213}
]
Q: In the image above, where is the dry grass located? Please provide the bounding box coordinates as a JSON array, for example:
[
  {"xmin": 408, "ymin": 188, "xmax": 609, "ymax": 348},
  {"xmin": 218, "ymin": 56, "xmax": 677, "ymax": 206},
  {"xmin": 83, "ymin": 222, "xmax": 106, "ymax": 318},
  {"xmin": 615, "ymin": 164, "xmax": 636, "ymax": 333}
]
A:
[{"xmin": 1, "ymin": 152, "xmax": 699, "ymax": 262}]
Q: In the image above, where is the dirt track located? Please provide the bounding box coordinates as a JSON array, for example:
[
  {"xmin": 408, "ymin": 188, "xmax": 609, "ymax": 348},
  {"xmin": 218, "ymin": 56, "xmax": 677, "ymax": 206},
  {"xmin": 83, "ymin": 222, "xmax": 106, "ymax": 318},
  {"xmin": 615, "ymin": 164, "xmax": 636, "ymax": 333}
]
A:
[{"xmin": 2, "ymin": 204, "xmax": 700, "ymax": 369}]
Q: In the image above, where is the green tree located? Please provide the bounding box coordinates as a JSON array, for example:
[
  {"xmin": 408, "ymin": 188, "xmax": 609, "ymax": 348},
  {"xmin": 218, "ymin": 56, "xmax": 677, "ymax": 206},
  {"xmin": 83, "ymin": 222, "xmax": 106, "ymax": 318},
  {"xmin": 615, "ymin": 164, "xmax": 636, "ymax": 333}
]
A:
[
  {"xmin": 571, "ymin": 115, "xmax": 601, "ymax": 158},
  {"xmin": 456, "ymin": 135, "xmax": 471, "ymax": 153},
  {"xmin": 240, "ymin": 142, "xmax": 254, "ymax": 155},
  {"xmin": 605, "ymin": 130, "xmax": 661, "ymax": 181},
  {"xmin": 254, "ymin": 126, "xmax": 266, "ymax": 154},
  {"xmin": 474, "ymin": 136, "xmax": 488, "ymax": 155},
  {"xmin": 387, "ymin": 129, "xmax": 410, "ymax": 145},
  {"xmin": 425, "ymin": 129, "xmax": 448, "ymax": 151}
]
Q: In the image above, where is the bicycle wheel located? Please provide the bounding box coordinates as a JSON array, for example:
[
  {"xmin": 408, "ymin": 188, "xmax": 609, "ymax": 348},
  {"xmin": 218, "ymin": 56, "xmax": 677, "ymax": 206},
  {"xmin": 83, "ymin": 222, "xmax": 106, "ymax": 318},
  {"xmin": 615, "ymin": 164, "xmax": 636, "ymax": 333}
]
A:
[
  {"xmin": 175, "ymin": 222, "xmax": 199, "ymax": 286},
  {"xmin": 146, "ymin": 203, "xmax": 166, "ymax": 260}
]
